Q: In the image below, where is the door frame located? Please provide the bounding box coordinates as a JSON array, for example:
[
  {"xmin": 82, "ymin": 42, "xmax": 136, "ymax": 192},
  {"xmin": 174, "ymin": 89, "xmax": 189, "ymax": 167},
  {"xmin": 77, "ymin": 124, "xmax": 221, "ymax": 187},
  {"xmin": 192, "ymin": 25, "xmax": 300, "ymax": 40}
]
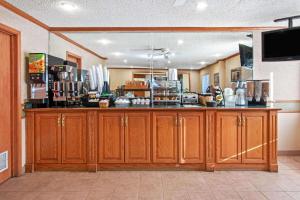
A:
[
  {"xmin": 0, "ymin": 23, "xmax": 22, "ymax": 177},
  {"xmin": 66, "ymin": 51, "xmax": 82, "ymax": 69}
]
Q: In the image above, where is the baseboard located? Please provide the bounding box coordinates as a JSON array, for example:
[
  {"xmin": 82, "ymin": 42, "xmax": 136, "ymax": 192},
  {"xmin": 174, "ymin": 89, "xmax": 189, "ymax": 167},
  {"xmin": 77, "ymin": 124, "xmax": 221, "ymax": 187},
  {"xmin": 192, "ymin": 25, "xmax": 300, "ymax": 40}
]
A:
[{"xmin": 278, "ymin": 150, "xmax": 300, "ymax": 156}]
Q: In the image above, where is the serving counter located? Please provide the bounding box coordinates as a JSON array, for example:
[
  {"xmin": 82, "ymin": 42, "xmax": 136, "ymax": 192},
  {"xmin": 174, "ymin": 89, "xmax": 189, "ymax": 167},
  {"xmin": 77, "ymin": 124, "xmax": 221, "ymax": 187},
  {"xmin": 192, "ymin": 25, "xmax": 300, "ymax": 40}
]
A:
[{"xmin": 25, "ymin": 105, "xmax": 280, "ymax": 172}]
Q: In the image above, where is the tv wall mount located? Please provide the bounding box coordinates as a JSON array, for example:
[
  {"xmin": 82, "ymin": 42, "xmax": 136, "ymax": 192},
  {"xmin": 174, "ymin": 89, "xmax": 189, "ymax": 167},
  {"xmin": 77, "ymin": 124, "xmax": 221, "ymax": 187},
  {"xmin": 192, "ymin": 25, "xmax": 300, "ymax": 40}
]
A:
[{"xmin": 274, "ymin": 15, "xmax": 300, "ymax": 28}]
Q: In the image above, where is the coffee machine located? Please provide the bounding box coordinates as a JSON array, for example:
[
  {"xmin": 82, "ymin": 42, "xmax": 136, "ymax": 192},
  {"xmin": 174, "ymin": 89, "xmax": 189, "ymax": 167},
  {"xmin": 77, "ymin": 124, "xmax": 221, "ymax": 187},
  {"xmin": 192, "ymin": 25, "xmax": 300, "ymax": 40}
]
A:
[
  {"xmin": 28, "ymin": 53, "xmax": 64, "ymax": 108},
  {"xmin": 48, "ymin": 62, "xmax": 82, "ymax": 107}
]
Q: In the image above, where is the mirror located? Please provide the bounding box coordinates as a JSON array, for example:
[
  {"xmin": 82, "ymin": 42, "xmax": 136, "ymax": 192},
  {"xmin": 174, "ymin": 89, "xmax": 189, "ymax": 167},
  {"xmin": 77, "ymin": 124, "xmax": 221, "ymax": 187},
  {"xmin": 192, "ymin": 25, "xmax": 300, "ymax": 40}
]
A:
[{"xmin": 49, "ymin": 31, "xmax": 253, "ymax": 94}]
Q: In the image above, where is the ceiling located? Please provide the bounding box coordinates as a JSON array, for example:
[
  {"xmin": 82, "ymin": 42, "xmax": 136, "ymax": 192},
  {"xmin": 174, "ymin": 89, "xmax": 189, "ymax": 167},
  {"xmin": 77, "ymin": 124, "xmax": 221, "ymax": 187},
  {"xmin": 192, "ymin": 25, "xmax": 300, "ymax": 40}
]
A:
[
  {"xmin": 5, "ymin": 0, "xmax": 300, "ymax": 27},
  {"xmin": 5, "ymin": 0, "xmax": 300, "ymax": 69},
  {"xmin": 56, "ymin": 31, "xmax": 252, "ymax": 68}
]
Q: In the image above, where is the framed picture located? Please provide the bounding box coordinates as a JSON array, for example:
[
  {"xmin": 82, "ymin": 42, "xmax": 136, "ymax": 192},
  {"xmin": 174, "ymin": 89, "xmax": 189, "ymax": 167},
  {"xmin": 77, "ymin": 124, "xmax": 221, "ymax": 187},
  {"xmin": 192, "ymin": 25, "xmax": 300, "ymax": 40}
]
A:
[
  {"xmin": 214, "ymin": 73, "xmax": 220, "ymax": 86},
  {"xmin": 231, "ymin": 69, "xmax": 241, "ymax": 82}
]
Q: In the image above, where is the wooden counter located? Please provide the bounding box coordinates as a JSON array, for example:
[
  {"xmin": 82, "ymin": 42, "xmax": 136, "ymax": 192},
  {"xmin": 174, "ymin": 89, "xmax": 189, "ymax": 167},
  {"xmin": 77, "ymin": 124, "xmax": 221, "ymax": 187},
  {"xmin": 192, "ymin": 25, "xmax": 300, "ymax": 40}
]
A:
[{"xmin": 25, "ymin": 106, "xmax": 280, "ymax": 172}]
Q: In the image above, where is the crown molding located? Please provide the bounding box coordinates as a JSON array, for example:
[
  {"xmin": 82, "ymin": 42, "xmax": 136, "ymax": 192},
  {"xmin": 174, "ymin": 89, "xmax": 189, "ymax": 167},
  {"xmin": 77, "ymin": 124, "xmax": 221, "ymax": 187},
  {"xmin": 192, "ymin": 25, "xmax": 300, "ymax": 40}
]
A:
[{"xmin": 0, "ymin": 0, "xmax": 107, "ymax": 60}]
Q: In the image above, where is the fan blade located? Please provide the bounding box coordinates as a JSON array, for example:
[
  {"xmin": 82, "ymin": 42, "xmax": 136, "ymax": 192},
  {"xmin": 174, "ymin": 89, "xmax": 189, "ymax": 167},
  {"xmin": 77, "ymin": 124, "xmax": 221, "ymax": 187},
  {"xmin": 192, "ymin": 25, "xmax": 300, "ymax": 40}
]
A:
[{"xmin": 173, "ymin": 0, "xmax": 187, "ymax": 7}]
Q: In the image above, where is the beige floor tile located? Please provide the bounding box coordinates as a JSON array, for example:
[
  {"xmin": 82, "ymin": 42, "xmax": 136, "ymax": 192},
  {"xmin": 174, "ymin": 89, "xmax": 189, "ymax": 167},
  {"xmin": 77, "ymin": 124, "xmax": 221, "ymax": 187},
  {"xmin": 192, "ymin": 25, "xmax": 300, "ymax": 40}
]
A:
[
  {"xmin": 32, "ymin": 192, "xmax": 64, "ymax": 200},
  {"xmin": 86, "ymin": 191, "xmax": 113, "ymax": 200},
  {"xmin": 213, "ymin": 190, "xmax": 242, "ymax": 200},
  {"xmin": 163, "ymin": 191, "xmax": 190, "ymax": 200},
  {"xmin": 188, "ymin": 191, "xmax": 216, "ymax": 200},
  {"xmin": 238, "ymin": 191, "xmax": 267, "ymax": 200},
  {"xmin": 0, "ymin": 191, "xmax": 40, "ymax": 200},
  {"xmin": 287, "ymin": 192, "xmax": 300, "ymax": 200},
  {"xmin": 262, "ymin": 192, "xmax": 294, "ymax": 200},
  {"xmin": 59, "ymin": 191, "xmax": 89, "ymax": 200}
]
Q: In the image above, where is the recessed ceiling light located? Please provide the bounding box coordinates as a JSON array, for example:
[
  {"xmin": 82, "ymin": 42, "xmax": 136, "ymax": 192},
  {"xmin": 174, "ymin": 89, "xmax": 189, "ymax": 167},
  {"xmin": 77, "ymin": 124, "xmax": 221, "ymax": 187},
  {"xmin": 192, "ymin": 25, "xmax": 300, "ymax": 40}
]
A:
[
  {"xmin": 214, "ymin": 53, "xmax": 221, "ymax": 57},
  {"xmin": 190, "ymin": 67, "xmax": 194, "ymax": 70},
  {"xmin": 199, "ymin": 61, "xmax": 207, "ymax": 65},
  {"xmin": 58, "ymin": 1, "xmax": 78, "ymax": 11},
  {"xmin": 196, "ymin": 1, "xmax": 208, "ymax": 11},
  {"xmin": 171, "ymin": 52, "xmax": 176, "ymax": 56},
  {"xmin": 167, "ymin": 60, "xmax": 171, "ymax": 64},
  {"xmin": 97, "ymin": 39, "xmax": 111, "ymax": 45},
  {"xmin": 177, "ymin": 40, "xmax": 184, "ymax": 45},
  {"xmin": 112, "ymin": 52, "xmax": 123, "ymax": 56},
  {"xmin": 130, "ymin": 66, "xmax": 133, "ymax": 69},
  {"xmin": 123, "ymin": 59, "xmax": 128, "ymax": 64}
]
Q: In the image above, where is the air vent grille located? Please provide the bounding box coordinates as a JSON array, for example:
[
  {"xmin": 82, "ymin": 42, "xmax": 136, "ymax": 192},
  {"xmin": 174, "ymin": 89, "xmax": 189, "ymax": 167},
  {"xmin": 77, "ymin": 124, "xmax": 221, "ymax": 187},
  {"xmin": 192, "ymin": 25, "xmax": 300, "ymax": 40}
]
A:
[{"xmin": 0, "ymin": 151, "xmax": 8, "ymax": 173}]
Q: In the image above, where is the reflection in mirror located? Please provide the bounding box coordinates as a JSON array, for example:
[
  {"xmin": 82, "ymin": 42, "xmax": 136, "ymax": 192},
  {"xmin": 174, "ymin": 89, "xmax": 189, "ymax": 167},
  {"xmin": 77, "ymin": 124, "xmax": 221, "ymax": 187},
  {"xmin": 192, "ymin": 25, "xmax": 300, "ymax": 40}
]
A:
[{"xmin": 48, "ymin": 31, "xmax": 253, "ymax": 106}]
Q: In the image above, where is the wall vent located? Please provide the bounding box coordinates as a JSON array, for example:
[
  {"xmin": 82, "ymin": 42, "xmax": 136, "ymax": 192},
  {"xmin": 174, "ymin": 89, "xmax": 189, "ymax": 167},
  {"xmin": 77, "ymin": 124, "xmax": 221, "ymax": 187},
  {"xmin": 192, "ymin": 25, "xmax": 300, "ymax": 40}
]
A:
[{"xmin": 0, "ymin": 151, "xmax": 8, "ymax": 173}]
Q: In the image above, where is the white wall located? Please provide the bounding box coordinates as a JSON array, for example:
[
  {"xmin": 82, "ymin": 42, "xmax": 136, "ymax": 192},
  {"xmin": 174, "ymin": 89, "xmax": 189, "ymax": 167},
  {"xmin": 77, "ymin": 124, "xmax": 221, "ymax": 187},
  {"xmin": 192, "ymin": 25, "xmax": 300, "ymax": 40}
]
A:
[
  {"xmin": 0, "ymin": 5, "xmax": 104, "ymax": 168},
  {"xmin": 49, "ymin": 33, "xmax": 105, "ymax": 68},
  {"xmin": 252, "ymin": 31, "xmax": 300, "ymax": 151},
  {"xmin": 253, "ymin": 31, "xmax": 300, "ymax": 101},
  {"xmin": 0, "ymin": 6, "xmax": 49, "ymax": 168}
]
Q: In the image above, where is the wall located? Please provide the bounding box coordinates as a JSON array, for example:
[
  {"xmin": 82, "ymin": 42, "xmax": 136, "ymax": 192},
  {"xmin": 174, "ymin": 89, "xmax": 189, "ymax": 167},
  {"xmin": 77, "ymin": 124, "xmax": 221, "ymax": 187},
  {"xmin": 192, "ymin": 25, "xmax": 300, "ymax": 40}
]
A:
[
  {"xmin": 0, "ymin": 6, "xmax": 49, "ymax": 168},
  {"xmin": 49, "ymin": 33, "xmax": 105, "ymax": 68},
  {"xmin": 0, "ymin": 5, "xmax": 105, "ymax": 168},
  {"xmin": 252, "ymin": 30, "xmax": 300, "ymax": 151},
  {"xmin": 199, "ymin": 55, "xmax": 242, "ymax": 92}
]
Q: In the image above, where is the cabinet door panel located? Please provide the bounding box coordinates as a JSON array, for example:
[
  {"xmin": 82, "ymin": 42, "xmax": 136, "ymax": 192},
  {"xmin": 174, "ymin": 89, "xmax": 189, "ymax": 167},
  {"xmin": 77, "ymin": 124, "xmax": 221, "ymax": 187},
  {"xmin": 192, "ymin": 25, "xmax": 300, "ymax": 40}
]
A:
[
  {"xmin": 153, "ymin": 112, "xmax": 178, "ymax": 163},
  {"xmin": 35, "ymin": 113, "xmax": 61, "ymax": 164},
  {"xmin": 125, "ymin": 112, "xmax": 151, "ymax": 163},
  {"xmin": 98, "ymin": 112, "xmax": 124, "ymax": 163},
  {"xmin": 216, "ymin": 112, "xmax": 242, "ymax": 164},
  {"xmin": 179, "ymin": 112, "xmax": 204, "ymax": 164},
  {"xmin": 62, "ymin": 112, "xmax": 87, "ymax": 164},
  {"xmin": 242, "ymin": 112, "xmax": 267, "ymax": 164}
]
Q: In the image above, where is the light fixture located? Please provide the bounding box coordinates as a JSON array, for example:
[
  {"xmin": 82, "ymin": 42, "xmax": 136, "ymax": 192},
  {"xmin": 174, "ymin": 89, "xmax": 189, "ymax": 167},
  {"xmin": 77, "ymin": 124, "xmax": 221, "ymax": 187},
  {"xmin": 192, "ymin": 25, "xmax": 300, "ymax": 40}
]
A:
[
  {"xmin": 190, "ymin": 67, "xmax": 194, "ymax": 70},
  {"xmin": 196, "ymin": 1, "xmax": 208, "ymax": 11},
  {"xmin": 171, "ymin": 52, "xmax": 176, "ymax": 56},
  {"xmin": 167, "ymin": 60, "xmax": 171, "ymax": 64},
  {"xmin": 58, "ymin": 1, "xmax": 78, "ymax": 11},
  {"xmin": 130, "ymin": 66, "xmax": 134, "ymax": 69},
  {"xmin": 97, "ymin": 39, "xmax": 111, "ymax": 45},
  {"xmin": 214, "ymin": 53, "xmax": 221, "ymax": 57},
  {"xmin": 177, "ymin": 40, "xmax": 184, "ymax": 45},
  {"xmin": 112, "ymin": 52, "xmax": 123, "ymax": 56},
  {"xmin": 199, "ymin": 61, "xmax": 207, "ymax": 65},
  {"xmin": 123, "ymin": 59, "xmax": 128, "ymax": 64}
]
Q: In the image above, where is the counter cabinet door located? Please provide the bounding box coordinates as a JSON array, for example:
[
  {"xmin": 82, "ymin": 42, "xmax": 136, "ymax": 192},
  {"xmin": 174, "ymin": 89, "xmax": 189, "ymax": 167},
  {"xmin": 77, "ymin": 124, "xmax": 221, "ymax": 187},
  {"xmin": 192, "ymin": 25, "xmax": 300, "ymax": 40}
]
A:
[
  {"xmin": 241, "ymin": 112, "xmax": 268, "ymax": 164},
  {"xmin": 125, "ymin": 112, "xmax": 151, "ymax": 163},
  {"xmin": 61, "ymin": 112, "xmax": 87, "ymax": 164},
  {"xmin": 152, "ymin": 112, "xmax": 178, "ymax": 163},
  {"xmin": 35, "ymin": 112, "xmax": 62, "ymax": 164},
  {"xmin": 178, "ymin": 112, "xmax": 204, "ymax": 164},
  {"xmin": 216, "ymin": 111, "xmax": 242, "ymax": 164},
  {"xmin": 98, "ymin": 112, "xmax": 125, "ymax": 163}
]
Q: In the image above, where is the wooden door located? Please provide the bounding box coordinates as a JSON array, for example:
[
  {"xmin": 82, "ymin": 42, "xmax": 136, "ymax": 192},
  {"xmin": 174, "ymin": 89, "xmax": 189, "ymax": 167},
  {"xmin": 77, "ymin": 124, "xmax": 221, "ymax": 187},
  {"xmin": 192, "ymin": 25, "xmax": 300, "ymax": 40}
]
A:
[
  {"xmin": 152, "ymin": 112, "xmax": 178, "ymax": 163},
  {"xmin": 125, "ymin": 112, "xmax": 151, "ymax": 163},
  {"xmin": 98, "ymin": 112, "xmax": 125, "ymax": 163},
  {"xmin": 242, "ymin": 112, "xmax": 268, "ymax": 164},
  {"xmin": 62, "ymin": 112, "xmax": 87, "ymax": 164},
  {"xmin": 35, "ymin": 113, "xmax": 62, "ymax": 164},
  {"xmin": 178, "ymin": 112, "xmax": 204, "ymax": 164},
  {"xmin": 216, "ymin": 112, "xmax": 242, "ymax": 164},
  {"xmin": 0, "ymin": 31, "xmax": 12, "ymax": 183}
]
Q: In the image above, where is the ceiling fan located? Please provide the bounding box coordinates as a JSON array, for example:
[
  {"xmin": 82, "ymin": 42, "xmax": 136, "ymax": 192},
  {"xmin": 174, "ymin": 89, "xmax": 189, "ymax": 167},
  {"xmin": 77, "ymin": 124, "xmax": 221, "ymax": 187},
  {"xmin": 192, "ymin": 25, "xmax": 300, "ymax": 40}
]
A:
[{"xmin": 130, "ymin": 47, "xmax": 172, "ymax": 59}]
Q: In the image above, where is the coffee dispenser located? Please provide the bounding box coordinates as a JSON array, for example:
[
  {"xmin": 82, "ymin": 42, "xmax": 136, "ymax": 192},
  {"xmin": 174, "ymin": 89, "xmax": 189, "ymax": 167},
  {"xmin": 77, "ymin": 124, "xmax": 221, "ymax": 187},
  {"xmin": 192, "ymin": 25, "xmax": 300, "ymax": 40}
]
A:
[
  {"xmin": 246, "ymin": 80, "xmax": 270, "ymax": 106},
  {"xmin": 27, "ymin": 53, "xmax": 64, "ymax": 108},
  {"xmin": 48, "ymin": 63, "xmax": 82, "ymax": 106}
]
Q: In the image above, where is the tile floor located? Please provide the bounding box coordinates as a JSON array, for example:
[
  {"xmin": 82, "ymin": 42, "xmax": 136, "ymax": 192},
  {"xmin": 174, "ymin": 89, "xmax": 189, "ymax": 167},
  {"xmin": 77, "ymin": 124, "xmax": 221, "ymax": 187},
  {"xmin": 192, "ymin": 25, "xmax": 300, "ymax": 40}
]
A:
[{"xmin": 1, "ymin": 156, "xmax": 300, "ymax": 200}]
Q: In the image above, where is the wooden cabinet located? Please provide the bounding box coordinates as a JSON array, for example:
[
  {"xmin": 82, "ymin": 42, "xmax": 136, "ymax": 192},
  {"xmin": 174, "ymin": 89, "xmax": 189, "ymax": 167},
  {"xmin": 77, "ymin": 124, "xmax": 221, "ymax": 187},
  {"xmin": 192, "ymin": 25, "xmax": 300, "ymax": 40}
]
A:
[
  {"xmin": 242, "ymin": 112, "xmax": 267, "ymax": 164},
  {"xmin": 153, "ymin": 112, "xmax": 178, "ymax": 163},
  {"xmin": 62, "ymin": 113, "xmax": 87, "ymax": 164},
  {"xmin": 216, "ymin": 112, "xmax": 242, "ymax": 164},
  {"xmin": 178, "ymin": 112, "xmax": 204, "ymax": 164},
  {"xmin": 125, "ymin": 112, "xmax": 151, "ymax": 163},
  {"xmin": 35, "ymin": 113, "xmax": 62, "ymax": 164},
  {"xmin": 98, "ymin": 112, "xmax": 125, "ymax": 163},
  {"xmin": 216, "ymin": 111, "xmax": 267, "ymax": 164}
]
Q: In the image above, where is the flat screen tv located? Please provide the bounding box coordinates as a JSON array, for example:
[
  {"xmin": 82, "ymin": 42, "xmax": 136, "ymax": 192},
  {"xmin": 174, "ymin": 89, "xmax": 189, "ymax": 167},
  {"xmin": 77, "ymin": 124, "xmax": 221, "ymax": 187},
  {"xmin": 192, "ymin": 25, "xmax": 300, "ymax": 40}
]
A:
[
  {"xmin": 262, "ymin": 27, "xmax": 300, "ymax": 61},
  {"xmin": 239, "ymin": 44, "xmax": 253, "ymax": 68}
]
